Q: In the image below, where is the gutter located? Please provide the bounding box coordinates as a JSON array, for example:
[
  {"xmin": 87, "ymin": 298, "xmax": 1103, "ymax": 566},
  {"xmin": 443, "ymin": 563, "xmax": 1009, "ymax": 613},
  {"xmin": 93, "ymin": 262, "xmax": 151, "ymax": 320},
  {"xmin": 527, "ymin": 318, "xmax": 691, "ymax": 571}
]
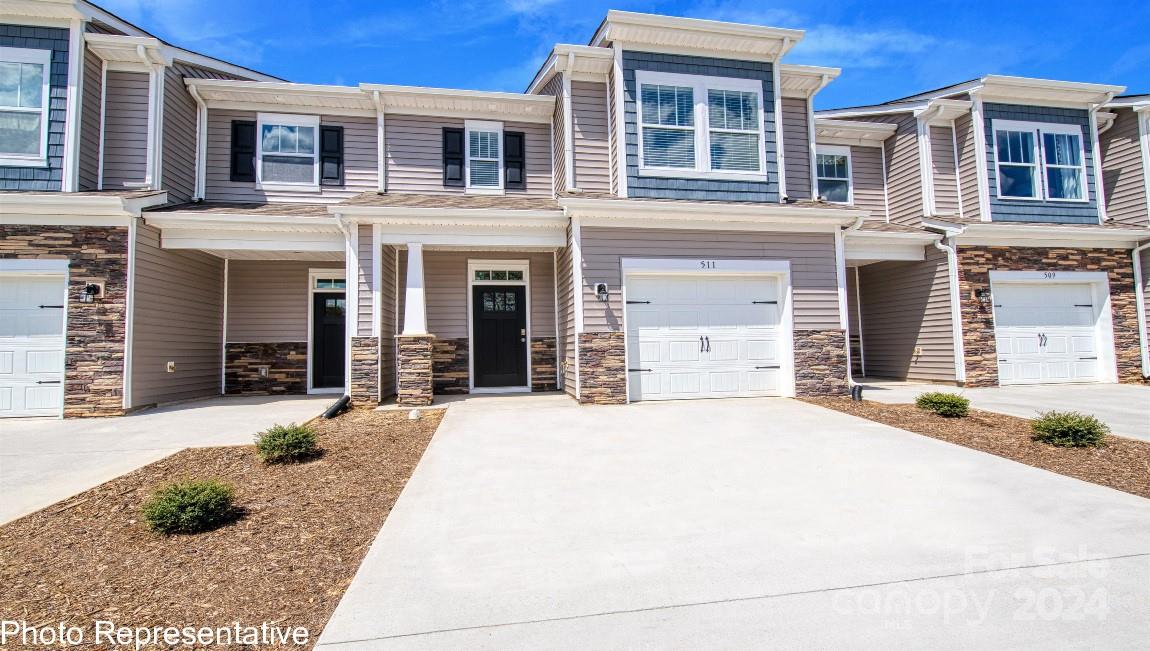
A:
[
  {"xmin": 838, "ymin": 215, "xmax": 864, "ymax": 385},
  {"xmin": 928, "ymin": 223, "xmax": 968, "ymax": 384},
  {"xmin": 188, "ymin": 83, "xmax": 207, "ymax": 201},
  {"xmin": 1089, "ymin": 92, "xmax": 1116, "ymax": 222},
  {"xmin": 1133, "ymin": 239, "xmax": 1150, "ymax": 378}
]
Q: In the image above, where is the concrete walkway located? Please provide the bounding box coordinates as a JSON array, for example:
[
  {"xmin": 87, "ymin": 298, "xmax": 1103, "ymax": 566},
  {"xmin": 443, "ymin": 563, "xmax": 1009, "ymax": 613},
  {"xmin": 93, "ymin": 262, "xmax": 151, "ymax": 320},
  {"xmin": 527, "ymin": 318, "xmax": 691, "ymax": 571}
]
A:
[
  {"xmin": 317, "ymin": 395, "xmax": 1150, "ymax": 649},
  {"xmin": 859, "ymin": 381, "xmax": 1150, "ymax": 441},
  {"xmin": 0, "ymin": 395, "xmax": 332, "ymax": 524}
]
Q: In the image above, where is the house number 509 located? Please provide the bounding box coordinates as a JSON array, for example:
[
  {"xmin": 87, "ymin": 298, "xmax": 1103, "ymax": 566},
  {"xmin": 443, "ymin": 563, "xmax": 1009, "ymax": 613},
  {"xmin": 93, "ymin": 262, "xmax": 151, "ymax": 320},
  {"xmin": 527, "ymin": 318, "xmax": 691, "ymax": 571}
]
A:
[
  {"xmin": 699, "ymin": 260, "xmax": 717, "ymax": 269},
  {"xmin": 1044, "ymin": 272, "xmax": 1057, "ymax": 279}
]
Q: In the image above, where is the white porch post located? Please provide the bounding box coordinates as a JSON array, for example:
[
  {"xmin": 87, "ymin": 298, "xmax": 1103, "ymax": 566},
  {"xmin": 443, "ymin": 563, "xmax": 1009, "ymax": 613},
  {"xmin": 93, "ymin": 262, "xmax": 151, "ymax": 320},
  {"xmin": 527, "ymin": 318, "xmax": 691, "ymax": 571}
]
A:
[{"xmin": 402, "ymin": 242, "xmax": 428, "ymax": 335}]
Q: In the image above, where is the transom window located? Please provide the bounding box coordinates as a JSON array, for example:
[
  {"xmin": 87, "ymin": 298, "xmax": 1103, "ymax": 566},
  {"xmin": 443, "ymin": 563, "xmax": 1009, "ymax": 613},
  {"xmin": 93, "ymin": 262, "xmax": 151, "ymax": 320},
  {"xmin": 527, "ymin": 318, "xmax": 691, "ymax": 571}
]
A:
[
  {"xmin": 0, "ymin": 47, "xmax": 51, "ymax": 166},
  {"xmin": 466, "ymin": 120, "xmax": 503, "ymax": 192},
  {"xmin": 257, "ymin": 113, "xmax": 319, "ymax": 189},
  {"xmin": 313, "ymin": 277, "xmax": 346, "ymax": 290},
  {"xmin": 992, "ymin": 120, "xmax": 1087, "ymax": 202},
  {"xmin": 815, "ymin": 146, "xmax": 852, "ymax": 204},
  {"xmin": 636, "ymin": 71, "xmax": 766, "ymax": 179},
  {"xmin": 473, "ymin": 269, "xmax": 524, "ymax": 282}
]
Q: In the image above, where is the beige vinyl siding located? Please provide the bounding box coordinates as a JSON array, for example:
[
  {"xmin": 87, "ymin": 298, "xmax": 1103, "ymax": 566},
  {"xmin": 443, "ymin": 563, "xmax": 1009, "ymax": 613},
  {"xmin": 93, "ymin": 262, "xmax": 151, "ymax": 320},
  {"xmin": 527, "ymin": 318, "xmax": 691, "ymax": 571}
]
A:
[
  {"xmin": 162, "ymin": 63, "xmax": 245, "ymax": 203},
  {"xmin": 930, "ymin": 125, "xmax": 960, "ymax": 216},
  {"xmin": 540, "ymin": 75, "xmax": 566, "ymax": 195},
  {"xmin": 226, "ymin": 260, "xmax": 322, "ymax": 342},
  {"xmin": 571, "ymin": 80, "xmax": 611, "ymax": 194},
  {"xmin": 131, "ymin": 224, "xmax": 224, "ymax": 406},
  {"xmin": 101, "ymin": 70, "xmax": 150, "ymax": 189},
  {"xmin": 357, "ymin": 224, "xmax": 373, "ymax": 336},
  {"xmin": 856, "ymin": 244, "xmax": 956, "ymax": 382},
  {"xmin": 861, "ymin": 114, "xmax": 923, "ymax": 226},
  {"xmin": 579, "ymin": 228, "xmax": 840, "ymax": 332},
  {"xmin": 556, "ymin": 226, "xmax": 575, "ymax": 395},
  {"xmin": 380, "ymin": 245, "xmax": 397, "ymax": 398},
  {"xmin": 850, "ymin": 145, "xmax": 887, "ymax": 221},
  {"xmin": 607, "ymin": 63, "xmax": 619, "ymax": 195},
  {"xmin": 205, "ymin": 109, "xmax": 378, "ymax": 203},
  {"xmin": 384, "ymin": 115, "xmax": 552, "ymax": 196},
  {"xmin": 954, "ymin": 111, "xmax": 982, "ymax": 221},
  {"xmin": 1101, "ymin": 107, "xmax": 1149, "ymax": 227},
  {"xmin": 77, "ymin": 48, "xmax": 102, "ymax": 191},
  {"xmin": 396, "ymin": 250, "xmax": 556, "ymax": 339},
  {"xmin": 781, "ymin": 97, "xmax": 812, "ymax": 200}
]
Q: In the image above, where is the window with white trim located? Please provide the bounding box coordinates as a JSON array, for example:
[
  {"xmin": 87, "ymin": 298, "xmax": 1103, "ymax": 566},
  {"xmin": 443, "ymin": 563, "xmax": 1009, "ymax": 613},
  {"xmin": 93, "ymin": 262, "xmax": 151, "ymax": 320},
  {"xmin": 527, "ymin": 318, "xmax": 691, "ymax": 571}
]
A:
[
  {"xmin": 257, "ymin": 113, "xmax": 319, "ymax": 189},
  {"xmin": 465, "ymin": 120, "xmax": 503, "ymax": 192},
  {"xmin": 636, "ymin": 71, "xmax": 766, "ymax": 179},
  {"xmin": 815, "ymin": 145, "xmax": 851, "ymax": 204},
  {"xmin": 0, "ymin": 47, "xmax": 51, "ymax": 166},
  {"xmin": 992, "ymin": 120, "xmax": 1087, "ymax": 202}
]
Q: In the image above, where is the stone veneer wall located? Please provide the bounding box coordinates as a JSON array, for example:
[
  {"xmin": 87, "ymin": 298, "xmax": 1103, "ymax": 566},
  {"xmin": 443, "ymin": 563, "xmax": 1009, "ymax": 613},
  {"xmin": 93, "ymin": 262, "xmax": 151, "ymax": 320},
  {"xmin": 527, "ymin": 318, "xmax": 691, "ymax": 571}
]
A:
[
  {"xmin": 432, "ymin": 338, "xmax": 469, "ymax": 394},
  {"xmin": 793, "ymin": 329, "xmax": 850, "ymax": 397},
  {"xmin": 350, "ymin": 336, "xmax": 379, "ymax": 405},
  {"xmin": 225, "ymin": 342, "xmax": 307, "ymax": 395},
  {"xmin": 531, "ymin": 337, "xmax": 558, "ymax": 392},
  {"xmin": 397, "ymin": 335, "xmax": 434, "ymax": 406},
  {"xmin": 1, "ymin": 226, "xmax": 129, "ymax": 417},
  {"xmin": 957, "ymin": 246, "xmax": 1148, "ymax": 386},
  {"xmin": 577, "ymin": 332, "xmax": 626, "ymax": 404}
]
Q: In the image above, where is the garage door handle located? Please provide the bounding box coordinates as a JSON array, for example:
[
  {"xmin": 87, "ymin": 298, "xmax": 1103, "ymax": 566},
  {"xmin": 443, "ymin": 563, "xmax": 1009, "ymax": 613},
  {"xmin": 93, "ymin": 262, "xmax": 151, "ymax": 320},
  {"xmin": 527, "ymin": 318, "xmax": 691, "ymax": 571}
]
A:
[
  {"xmin": 751, "ymin": 300, "xmax": 777, "ymax": 305},
  {"xmin": 1074, "ymin": 304, "xmax": 1092, "ymax": 308},
  {"xmin": 628, "ymin": 368, "xmax": 652, "ymax": 373},
  {"xmin": 755, "ymin": 365, "xmax": 780, "ymax": 370},
  {"xmin": 1079, "ymin": 356, "xmax": 1098, "ymax": 360},
  {"xmin": 626, "ymin": 300, "xmax": 651, "ymax": 305},
  {"xmin": 36, "ymin": 380, "xmax": 61, "ymax": 385},
  {"xmin": 39, "ymin": 304, "xmax": 64, "ymax": 309},
  {"xmin": 705, "ymin": 336, "xmax": 710, "ymax": 352}
]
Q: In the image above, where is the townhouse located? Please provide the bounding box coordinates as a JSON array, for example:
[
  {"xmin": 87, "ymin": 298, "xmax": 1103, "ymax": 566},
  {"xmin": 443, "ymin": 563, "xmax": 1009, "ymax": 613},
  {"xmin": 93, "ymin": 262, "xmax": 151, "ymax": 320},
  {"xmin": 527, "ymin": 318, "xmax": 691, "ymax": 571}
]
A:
[{"xmin": 1, "ymin": 2, "xmax": 1147, "ymax": 419}]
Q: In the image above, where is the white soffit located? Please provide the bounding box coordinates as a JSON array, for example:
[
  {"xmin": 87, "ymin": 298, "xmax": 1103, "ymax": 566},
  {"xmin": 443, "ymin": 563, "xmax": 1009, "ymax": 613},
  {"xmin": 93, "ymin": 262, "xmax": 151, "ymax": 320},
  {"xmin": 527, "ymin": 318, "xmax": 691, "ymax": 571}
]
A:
[
  {"xmin": 527, "ymin": 44, "xmax": 614, "ymax": 93},
  {"xmin": 592, "ymin": 10, "xmax": 803, "ymax": 62},
  {"xmin": 779, "ymin": 64, "xmax": 840, "ymax": 99},
  {"xmin": 362, "ymin": 84, "xmax": 556, "ymax": 124},
  {"xmin": 84, "ymin": 34, "xmax": 169, "ymax": 66},
  {"xmin": 185, "ymin": 79, "xmax": 376, "ymax": 116},
  {"xmin": 955, "ymin": 223, "xmax": 1150, "ymax": 249},
  {"xmin": 559, "ymin": 197, "xmax": 865, "ymax": 229},
  {"xmin": 0, "ymin": 0, "xmax": 83, "ymax": 22},
  {"xmin": 977, "ymin": 75, "xmax": 1125, "ymax": 107},
  {"xmin": 916, "ymin": 98, "xmax": 972, "ymax": 124},
  {"xmin": 815, "ymin": 118, "xmax": 897, "ymax": 147},
  {"xmin": 1, "ymin": 191, "xmax": 168, "ymax": 224}
]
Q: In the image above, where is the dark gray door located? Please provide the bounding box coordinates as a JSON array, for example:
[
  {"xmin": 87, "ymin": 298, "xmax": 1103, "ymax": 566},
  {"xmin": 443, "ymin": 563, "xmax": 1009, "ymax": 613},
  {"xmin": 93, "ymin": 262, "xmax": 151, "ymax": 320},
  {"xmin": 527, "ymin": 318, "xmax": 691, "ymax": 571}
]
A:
[
  {"xmin": 312, "ymin": 293, "xmax": 345, "ymax": 389},
  {"xmin": 472, "ymin": 285, "xmax": 527, "ymax": 387}
]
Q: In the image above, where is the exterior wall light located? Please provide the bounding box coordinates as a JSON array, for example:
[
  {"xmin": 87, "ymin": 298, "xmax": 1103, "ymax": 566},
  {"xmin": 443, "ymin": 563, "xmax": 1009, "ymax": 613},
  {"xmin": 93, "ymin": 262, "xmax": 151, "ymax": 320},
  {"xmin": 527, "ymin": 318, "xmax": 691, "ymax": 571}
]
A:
[
  {"xmin": 595, "ymin": 283, "xmax": 609, "ymax": 302},
  {"xmin": 975, "ymin": 288, "xmax": 992, "ymax": 305},
  {"xmin": 79, "ymin": 282, "xmax": 103, "ymax": 304}
]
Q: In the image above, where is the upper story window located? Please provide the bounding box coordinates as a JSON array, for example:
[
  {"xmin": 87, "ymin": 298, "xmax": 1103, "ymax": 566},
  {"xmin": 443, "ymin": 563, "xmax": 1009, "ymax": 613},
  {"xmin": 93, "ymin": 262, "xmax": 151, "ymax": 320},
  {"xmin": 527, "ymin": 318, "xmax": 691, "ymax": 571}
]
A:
[
  {"xmin": 442, "ymin": 122, "xmax": 525, "ymax": 194},
  {"xmin": 992, "ymin": 120, "xmax": 1087, "ymax": 202},
  {"xmin": 258, "ymin": 113, "xmax": 319, "ymax": 190},
  {"xmin": 635, "ymin": 71, "xmax": 766, "ymax": 180},
  {"xmin": 466, "ymin": 120, "xmax": 503, "ymax": 192},
  {"xmin": 815, "ymin": 145, "xmax": 852, "ymax": 204},
  {"xmin": 0, "ymin": 47, "xmax": 51, "ymax": 167}
]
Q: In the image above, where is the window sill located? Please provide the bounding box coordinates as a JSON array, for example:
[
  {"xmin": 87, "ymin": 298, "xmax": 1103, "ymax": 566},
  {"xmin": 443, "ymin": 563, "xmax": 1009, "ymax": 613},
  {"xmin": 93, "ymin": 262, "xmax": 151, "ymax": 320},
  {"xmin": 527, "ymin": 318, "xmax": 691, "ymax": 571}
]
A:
[
  {"xmin": 464, "ymin": 187, "xmax": 505, "ymax": 195},
  {"xmin": 0, "ymin": 155, "xmax": 48, "ymax": 168},
  {"xmin": 995, "ymin": 195, "xmax": 1089, "ymax": 204},
  {"xmin": 638, "ymin": 168, "xmax": 768, "ymax": 183},
  {"xmin": 257, "ymin": 182, "xmax": 320, "ymax": 193}
]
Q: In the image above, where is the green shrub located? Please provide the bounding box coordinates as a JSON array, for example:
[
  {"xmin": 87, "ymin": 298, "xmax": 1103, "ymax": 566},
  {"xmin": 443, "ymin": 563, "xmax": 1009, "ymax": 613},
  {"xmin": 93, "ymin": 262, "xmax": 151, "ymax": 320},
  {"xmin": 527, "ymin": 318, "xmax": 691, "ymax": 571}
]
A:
[
  {"xmin": 142, "ymin": 479, "xmax": 236, "ymax": 535},
  {"xmin": 255, "ymin": 423, "xmax": 319, "ymax": 464},
  {"xmin": 1031, "ymin": 411, "xmax": 1109, "ymax": 447},
  {"xmin": 914, "ymin": 391, "xmax": 970, "ymax": 418}
]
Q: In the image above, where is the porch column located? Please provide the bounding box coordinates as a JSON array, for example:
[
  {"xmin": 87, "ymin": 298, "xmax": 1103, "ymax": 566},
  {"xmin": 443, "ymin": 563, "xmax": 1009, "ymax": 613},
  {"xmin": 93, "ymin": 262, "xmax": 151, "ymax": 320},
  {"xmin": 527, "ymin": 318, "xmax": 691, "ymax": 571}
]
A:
[{"xmin": 397, "ymin": 242, "xmax": 434, "ymax": 406}]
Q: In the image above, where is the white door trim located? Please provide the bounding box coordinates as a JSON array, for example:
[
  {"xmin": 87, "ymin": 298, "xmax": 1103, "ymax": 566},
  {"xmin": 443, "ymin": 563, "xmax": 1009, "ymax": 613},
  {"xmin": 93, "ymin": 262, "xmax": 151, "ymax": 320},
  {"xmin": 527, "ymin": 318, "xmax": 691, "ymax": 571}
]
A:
[
  {"xmin": 988, "ymin": 270, "xmax": 1118, "ymax": 384},
  {"xmin": 620, "ymin": 257, "xmax": 796, "ymax": 401},
  {"xmin": 466, "ymin": 259, "xmax": 532, "ymax": 393},
  {"xmin": 306, "ymin": 268, "xmax": 347, "ymax": 395}
]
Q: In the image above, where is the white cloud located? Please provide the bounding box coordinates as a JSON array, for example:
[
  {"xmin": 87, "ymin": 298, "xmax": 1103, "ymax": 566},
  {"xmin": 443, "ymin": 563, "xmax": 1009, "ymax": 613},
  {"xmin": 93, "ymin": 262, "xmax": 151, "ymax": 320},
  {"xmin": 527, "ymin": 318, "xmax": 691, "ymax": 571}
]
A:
[{"xmin": 789, "ymin": 25, "xmax": 937, "ymax": 69}]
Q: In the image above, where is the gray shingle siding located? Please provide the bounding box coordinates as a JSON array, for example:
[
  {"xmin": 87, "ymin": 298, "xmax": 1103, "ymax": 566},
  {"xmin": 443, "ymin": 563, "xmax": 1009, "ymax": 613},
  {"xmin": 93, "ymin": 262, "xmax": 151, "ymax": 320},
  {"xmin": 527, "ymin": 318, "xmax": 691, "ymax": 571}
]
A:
[
  {"xmin": 622, "ymin": 51, "xmax": 779, "ymax": 202},
  {"xmin": 982, "ymin": 102, "xmax": 1099, "ymax": 224},
  {"xmin": 0, "ymin": 24, "xmax": 69, "ymax": 191}
]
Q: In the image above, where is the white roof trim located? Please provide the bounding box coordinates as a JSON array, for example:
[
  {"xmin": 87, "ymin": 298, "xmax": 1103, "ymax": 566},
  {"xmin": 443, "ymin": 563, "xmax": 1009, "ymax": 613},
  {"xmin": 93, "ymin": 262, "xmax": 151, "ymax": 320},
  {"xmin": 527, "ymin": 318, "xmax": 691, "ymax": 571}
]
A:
[
  {"xmin": 815, "ymin": 118, "xmax": 897, "ymax": 146},
  {"xmin": 361, "ymin": 84, "xmax": 556, "ymax": 123},
  {"xmin": 1106, "ymin": 96, "xmax": 1150, "ymax": 109},
  {"xmin": 779, "ymin": 64, "xmax": 840, "ymax": 99},
  {"xmin": 185, "ymin": 79, "xmax": 376, "ymax": 116},
  {"xmin": 0, "ymin": 0, "xmax": 84, "ymax": 21},
  {"xmin": 915, "ymin": 98, "xmax": 972, "ymax": 124},
  {"xmin": 976, "ymin": 75, "xmax": 1125, "ymax": 106},
  {"xmin": 592, "ymin": 10, "xmax": 803, "ymax": 62},
  {"xmin": 0, "ymin": 191, "xmax": 168, "ymax": 224},
  {"xmin": 84, "ymin": 34, "xmax": 169, "ymax": 66},
  {"xmin": 144, "ymin": 213, "xmax": 342, "ymax": 233},
  {"xmin": 954, "ymin": 223, "xmax": 1150, "ymax": 248},
  {"xmin": 559, "ymin": 197, "xmax": 865, "ymax": 227},
  {"xmin": 333, "ymin": 206, "xmax": 566, "ymax": 228},
  {"xmin": 527, "ymin": 44, "xmax": 614, "ymax": 94}
]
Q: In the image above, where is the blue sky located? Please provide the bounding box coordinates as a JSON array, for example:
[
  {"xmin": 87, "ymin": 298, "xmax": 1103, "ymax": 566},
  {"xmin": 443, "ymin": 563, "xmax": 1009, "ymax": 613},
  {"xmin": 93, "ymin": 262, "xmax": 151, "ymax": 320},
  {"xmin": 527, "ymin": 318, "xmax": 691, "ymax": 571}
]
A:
[{"xmin": 99, "ymin": 0, "xmax": 1148, "ymax": 109}]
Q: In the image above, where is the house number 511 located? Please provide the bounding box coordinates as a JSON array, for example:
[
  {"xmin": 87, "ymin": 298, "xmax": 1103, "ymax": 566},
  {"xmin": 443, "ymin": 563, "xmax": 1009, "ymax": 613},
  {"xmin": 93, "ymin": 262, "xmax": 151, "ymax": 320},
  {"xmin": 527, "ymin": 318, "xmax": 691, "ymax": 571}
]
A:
[{"xmin": 699, "ymin": 260, "xmax": 717, "ymax": 269}]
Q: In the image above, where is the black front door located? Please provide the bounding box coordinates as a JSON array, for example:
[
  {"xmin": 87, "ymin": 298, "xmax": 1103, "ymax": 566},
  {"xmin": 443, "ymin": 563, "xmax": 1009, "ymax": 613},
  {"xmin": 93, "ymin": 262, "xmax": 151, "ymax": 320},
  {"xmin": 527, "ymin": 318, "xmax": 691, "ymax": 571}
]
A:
[
  {"xmin": 312, "ymin": 293, "xmax": 346, "ymax": 388},
  {"xmin": 472, "ymin": 285, "xmax": 528, "ymax": 387}
]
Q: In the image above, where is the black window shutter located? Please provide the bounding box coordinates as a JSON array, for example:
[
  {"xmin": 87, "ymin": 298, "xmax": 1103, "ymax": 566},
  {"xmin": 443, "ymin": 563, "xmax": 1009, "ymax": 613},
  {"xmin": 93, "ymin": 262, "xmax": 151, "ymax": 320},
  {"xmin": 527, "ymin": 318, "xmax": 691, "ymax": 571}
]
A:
[
  {"xmin": 504, "ymin": 131, "xmax": 525, "ymax": 190},
  {"xmin": 320, "ymin": 125, "xmax": 344, "ymax": 186},
  {"xmin": 443, "ymin": 127, "xmax": 465, "ymax": 187},
  {"xmin": 230, "ymin": 120, "xmax": 256, "ymax": 182}
]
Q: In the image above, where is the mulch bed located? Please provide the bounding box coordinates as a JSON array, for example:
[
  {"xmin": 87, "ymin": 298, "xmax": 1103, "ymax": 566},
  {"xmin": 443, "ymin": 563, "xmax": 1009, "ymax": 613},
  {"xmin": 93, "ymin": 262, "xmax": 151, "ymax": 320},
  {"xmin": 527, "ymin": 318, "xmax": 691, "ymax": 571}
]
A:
[
  {"xmin": 1, "ymin": 408, "xmax": 442, "ymax": 648},
  {"xmin": 805, "ymin": 398, "xmax": 1150, "ymax": 500}
]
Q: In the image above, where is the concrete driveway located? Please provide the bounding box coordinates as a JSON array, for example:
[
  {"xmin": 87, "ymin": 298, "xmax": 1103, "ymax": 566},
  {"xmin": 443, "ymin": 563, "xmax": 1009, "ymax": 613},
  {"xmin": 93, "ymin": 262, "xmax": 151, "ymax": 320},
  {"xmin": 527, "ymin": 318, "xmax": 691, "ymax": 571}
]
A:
[
  {"xmin": 859, "ymin": 381, "xmax": 1150, "ymax": 441},
  {"xmin": 0, "ymin": 395, "xmax": 332, "ymax": 524},
  {"xmin": 316, "ymin": 395, "xmax": 1150, "ymax": 649}
]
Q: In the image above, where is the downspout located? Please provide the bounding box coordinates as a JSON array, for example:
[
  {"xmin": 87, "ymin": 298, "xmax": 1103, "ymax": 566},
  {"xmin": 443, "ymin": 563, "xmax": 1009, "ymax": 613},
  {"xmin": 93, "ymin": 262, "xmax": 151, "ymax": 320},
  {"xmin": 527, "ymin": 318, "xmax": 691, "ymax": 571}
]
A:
[
  {"xmin": 334, "ymin": 213, "xmax": 355, "ymax": 397},
  {"xmin": 1133, "ymin": 239, "xmax": 1150, "ymax": 378},
  {"xmin": 563, "ymin": 51, "xmax": 576, "ymax": 192},
  {"xmin": 188, "ymin": 83, "xmax": 207, "ymax": 201},
  {"xmin": 838, "ymin": 215, "xmax": 864, "ymax": 386},
  {"xmin": 372, "ymin": 90, "xmax": 387, "ymax": 192},
  {"xmin": 772, "ymin": 41, "xmax": 788, "ymax": 202},
  {"xmin": 1089, "ymin": 92, "xmax": 1116, "ymax": 223},
  {"xmin": 933, "ymin": 228, "xmax": 968, "ymax": 384}
]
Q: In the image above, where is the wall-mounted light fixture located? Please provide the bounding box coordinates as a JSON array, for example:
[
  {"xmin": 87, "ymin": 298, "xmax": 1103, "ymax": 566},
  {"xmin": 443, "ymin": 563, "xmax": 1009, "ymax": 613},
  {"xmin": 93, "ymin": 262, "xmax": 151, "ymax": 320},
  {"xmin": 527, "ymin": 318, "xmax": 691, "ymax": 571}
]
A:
[
  {"xmin": 79, "ymin": 282, "xmax": 104, "ymax": 304},
  {"xmin": 595, "ymin": 283, "xmax": 609, "ymax": 302},
  {"xmin": 974, "ymin": 288, "xmax": 991, "ymax": 305}
]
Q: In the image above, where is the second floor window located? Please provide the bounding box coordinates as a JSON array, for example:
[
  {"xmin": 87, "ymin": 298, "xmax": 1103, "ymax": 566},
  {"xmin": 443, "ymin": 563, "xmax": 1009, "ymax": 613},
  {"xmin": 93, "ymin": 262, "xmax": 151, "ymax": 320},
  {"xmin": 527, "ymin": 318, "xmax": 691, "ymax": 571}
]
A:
[
  {"xmin": 465, "ymin": 120, "xmax": 503, "ymax": 192},
  {"xmin": 0, "ymin": 46, "xmax": 50, "ymax": 166},
  {"xmin": 993, "ymin": 120, "xmax": 1087, "ymax": 202},
  {"xmin": 258, "ymin": 113, "xmax": 319, "ymax": 188},
  {"xmin": 636, "ymin": 71, "xmax": 765, "ymax": 179},
  {"xmin": 815, "ymin": 146, "xmax": 851, "ymax": 204}
]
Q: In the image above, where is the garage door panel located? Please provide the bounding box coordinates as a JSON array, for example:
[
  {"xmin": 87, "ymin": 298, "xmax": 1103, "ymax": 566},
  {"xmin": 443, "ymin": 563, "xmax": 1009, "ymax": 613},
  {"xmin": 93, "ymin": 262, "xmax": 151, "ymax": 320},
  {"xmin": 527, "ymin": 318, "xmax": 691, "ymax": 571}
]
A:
[
  {"xmin": 707, "ymin": 339, "xmax": 739, "ymax": 361},
  {"xmin": 637, "ymin": 341, "xmax": 661, "ymax": 363},
  {"xmin": 746, "ymin": 339, "xmax": 778, "ymax": 361},
  {"xmin": 0, "ymin": 352, "xmax": 12, "ymax": 374},
  {"xmin": 669, "ymin": 373, "xmax": 701, "ymax": 395},
  {"xmin": 25, "ymin": 349, "xmax": 64, "ymax": 374},
  {"xmin": 1, "ymin": 274, "xmax": 67, "ymax": 417},
  {"xmin": 668, "ymin": 340, "xmax": 701, "ymax": 362},
  {"xmin": 1070, "ymin": 336, "xmax": 1096, "ymax": 354},
  {"xmin": 746, "ymin": 370, "xmax": 780, "ymax": 392},
  {"xmin": 668, "ymin": 309, "xmax": 701, "ymax": 329}
]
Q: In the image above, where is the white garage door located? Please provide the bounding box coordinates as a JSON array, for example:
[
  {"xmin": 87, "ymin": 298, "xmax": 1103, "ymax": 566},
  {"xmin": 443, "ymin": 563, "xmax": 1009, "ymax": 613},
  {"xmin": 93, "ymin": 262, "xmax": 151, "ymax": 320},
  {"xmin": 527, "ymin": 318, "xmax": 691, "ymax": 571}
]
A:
[
  {"xmin": 993, "ymin": 282, "xmax": 1105, "ymax": 385},
  {"xmin": 625, "ymin": 274, "xmax": 787, "ymax": 401},
  {"xmin": 0, "ymin": 275, "xmax": 67, "ymax": 417}
]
